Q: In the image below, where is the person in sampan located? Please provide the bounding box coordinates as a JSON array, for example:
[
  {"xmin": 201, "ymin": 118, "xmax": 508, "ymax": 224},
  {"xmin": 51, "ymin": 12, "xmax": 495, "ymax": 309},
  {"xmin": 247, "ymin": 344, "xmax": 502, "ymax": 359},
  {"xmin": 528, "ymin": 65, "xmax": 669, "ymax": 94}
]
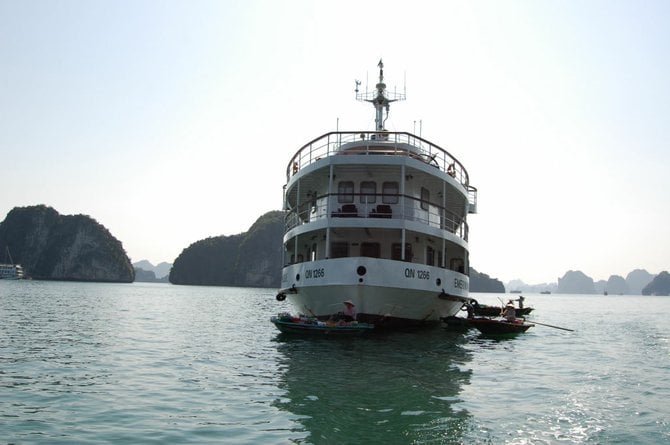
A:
[
  {"xmin": 342, "ymin": 300, "xmax": 357, "ymax": 322},
  {"xmin": 501, "ymin": 301, "xmax": 516, "ymax": 322}
]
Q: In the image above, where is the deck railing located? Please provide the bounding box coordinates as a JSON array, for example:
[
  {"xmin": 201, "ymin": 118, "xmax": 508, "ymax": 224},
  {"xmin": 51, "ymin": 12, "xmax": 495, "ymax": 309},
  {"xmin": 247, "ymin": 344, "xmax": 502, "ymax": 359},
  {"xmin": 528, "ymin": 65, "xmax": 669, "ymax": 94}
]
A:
[
  {"xmin": 284, "ymin": 193, "xmax": 469, "ymax": 242},
  {"xmin": 286, "ymin": 131, "xmax": 471, "ymax": 187}
]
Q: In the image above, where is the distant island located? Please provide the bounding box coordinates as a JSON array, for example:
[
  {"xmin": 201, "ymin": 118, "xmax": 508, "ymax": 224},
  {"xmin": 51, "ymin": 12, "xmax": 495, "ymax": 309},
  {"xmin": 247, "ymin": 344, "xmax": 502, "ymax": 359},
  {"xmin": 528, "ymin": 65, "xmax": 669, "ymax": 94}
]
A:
[
  {"xmin": 642, "ymin": 271, "xmax": 670, "ymax": 296},
  {"xmin": 0, "ymin": 205, "xmax": 134, "ymax": 282},
  {"xmin": 507, "ymin": 269, "xmax": 669, "ymax": 296},
  {"xmin": 133, "ymin": 260, "xmax": 172, "ymax": 283}
]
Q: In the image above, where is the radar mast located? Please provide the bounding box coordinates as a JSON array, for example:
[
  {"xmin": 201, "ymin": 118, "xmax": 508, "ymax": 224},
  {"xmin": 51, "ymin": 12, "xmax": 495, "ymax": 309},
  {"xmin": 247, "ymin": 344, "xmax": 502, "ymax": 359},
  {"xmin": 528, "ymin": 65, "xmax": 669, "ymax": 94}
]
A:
[{"xmin": 355, "ymin": 59, "xmax": 406, "ymax": 131}]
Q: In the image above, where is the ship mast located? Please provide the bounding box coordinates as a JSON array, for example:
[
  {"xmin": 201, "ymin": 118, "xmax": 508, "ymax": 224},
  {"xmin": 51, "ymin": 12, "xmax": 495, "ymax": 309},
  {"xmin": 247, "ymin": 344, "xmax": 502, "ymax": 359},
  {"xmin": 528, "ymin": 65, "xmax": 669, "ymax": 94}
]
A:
[{"xmin": 355, "ymin": 59, "xmax": 406, "ymax": 131}]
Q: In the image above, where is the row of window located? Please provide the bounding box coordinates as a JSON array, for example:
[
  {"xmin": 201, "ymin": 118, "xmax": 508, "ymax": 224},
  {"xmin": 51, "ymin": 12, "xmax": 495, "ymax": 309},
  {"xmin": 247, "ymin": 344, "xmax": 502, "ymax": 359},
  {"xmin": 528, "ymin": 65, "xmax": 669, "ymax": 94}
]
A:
[
  {"xmin": 331, "ymin": 242, "xmax": 440, "ymax": 265},
  {"xmin": 337, "ymin": 181, "xmax": 399, "ymax": 204},
  {"xmin": 337, "ymin": 181, "xmax": 431, "ymax": 210},
  {"xmin": 290, "ymin": 242, "xmax": 465, "ymax": 272}
]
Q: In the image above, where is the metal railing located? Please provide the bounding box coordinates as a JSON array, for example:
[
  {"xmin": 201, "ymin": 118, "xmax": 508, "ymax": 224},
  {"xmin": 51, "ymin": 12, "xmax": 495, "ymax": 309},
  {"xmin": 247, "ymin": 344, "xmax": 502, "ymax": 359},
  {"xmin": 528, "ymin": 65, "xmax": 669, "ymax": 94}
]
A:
[
  {"xmin": 285, "ymin": 193, "xmax": 469, "ymax": 241},
  {"xmin": 286, "ymin": 131, "xmax": 471, "ymax": 186}
]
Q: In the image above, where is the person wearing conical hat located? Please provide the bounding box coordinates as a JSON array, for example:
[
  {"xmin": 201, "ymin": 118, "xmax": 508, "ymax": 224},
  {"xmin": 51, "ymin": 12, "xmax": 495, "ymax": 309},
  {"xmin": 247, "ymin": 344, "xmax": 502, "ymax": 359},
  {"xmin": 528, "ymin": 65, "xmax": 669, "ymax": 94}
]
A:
[
  {"xmin": 342, "ymin": 300, "xmax": 357, "ymax": 321},
  {"xmin": 501, "ymin": 301, "xmax": 516, "ymax": 322}
]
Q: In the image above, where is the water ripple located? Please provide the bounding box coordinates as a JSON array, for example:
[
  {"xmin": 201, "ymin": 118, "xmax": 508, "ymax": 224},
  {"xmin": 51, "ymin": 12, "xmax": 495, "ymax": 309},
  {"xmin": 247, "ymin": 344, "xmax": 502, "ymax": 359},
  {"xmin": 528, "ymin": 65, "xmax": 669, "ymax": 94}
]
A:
[{"xmin": 1, "ymin": 284, "xmax": 669, "ymax": 443}]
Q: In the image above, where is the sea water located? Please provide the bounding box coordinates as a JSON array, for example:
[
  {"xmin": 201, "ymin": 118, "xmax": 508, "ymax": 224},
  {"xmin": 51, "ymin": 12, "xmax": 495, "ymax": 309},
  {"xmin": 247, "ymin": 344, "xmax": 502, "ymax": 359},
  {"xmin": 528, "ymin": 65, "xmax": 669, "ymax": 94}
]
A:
[{"xmin": 1, "ymin": 280, "xmax": 668, "ymax": 444}]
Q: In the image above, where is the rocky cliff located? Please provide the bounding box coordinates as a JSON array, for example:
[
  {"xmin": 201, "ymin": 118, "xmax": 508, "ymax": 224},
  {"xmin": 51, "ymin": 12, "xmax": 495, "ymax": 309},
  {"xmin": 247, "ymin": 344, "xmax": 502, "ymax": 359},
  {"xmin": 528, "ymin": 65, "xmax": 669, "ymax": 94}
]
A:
[
  {"xmin": 0, "ymin": 205, "xmax": 134, "ymax": 282},
  {"xmin": 626, "ymin": 269, "xmax": 655, "ymax": 295},
  {"xmin": 642, "ymin": 271, "xmax": 670, "ymax": 296},
  {"xmin": 169, "ymin": 211, "xmax": 284, "ymax": 286},
  {"xmin": 470, "ymin": 268, "xmax": 506, "ymax": 293},
  {"xmin": 556, "ymin": 270, "xmax": 596, "ymax": 294}
]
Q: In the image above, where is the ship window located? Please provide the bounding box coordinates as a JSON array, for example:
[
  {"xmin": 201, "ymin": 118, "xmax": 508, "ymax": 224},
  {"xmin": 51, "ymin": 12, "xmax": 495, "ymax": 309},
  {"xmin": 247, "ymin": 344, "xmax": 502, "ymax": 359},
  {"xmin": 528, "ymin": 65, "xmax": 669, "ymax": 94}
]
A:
[
  {"xmin": 382, "ymin": 181, "xmax": 399, "ymax": 204},
  {"xmin": 331, "ymin": 242, "xmax": 349, "ymax": 258},
  {"xmin": 361, "ymin": 242, "xmax": 381, "ymax": 258},
  {"xmin": 426, "ymin": 246, "xmax": 435, "ymax": 266},
  {"xmin": 338, "ymin": 181, "xmax": 354, "ymax": 203},
  {"xmin": 421, "ymin": 187, "xmax": 430, "ymax": 210},
  {"xmin": 392, "ymin": 243, "xmax": 413, "ymax": 262},
  {"xmin": 360, "ymin": 181, "xmax": 377, "ymax": 204}
]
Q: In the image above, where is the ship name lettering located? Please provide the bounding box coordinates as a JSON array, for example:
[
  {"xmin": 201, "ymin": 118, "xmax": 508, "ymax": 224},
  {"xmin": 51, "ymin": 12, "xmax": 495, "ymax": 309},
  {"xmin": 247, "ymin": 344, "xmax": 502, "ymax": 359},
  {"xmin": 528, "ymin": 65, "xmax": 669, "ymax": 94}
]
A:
[
  {"xmin": 405, "ymin": 268, "xmax": 429, "ymax": 280},
  {"xmin": 305, "ymin": 268, "xmax": 325, "ymax": 279},
  {"xmin": 454, "ymin": 278, "xmax": 468, "ymax": 290}
]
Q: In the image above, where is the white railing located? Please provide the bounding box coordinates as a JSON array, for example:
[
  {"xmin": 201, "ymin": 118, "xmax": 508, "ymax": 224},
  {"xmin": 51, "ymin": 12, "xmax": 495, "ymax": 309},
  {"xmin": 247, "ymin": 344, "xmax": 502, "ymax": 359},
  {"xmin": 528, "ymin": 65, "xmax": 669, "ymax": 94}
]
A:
[
  {"xmin": 285, "ymin": 193, "xmax": 469, "ymax": 242},
  {"xmin": 286, "ymin": 131, "xmax": 472, "ymax": 189}
]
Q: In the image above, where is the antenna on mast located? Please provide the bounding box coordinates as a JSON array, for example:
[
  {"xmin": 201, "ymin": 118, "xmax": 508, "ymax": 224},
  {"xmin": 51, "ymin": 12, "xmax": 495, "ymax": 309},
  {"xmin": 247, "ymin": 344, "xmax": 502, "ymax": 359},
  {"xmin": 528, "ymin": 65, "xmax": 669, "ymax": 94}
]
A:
[{"xmin": 355, "ymin": 59, "xmax": 406, "ymax": 132}]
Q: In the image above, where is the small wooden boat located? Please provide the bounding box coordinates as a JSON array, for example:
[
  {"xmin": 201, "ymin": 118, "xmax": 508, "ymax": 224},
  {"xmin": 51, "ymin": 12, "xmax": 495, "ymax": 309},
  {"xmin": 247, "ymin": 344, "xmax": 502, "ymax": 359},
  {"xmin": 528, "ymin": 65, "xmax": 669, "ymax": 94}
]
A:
[
  {"xmin": 271, "ymin": 313, "xmax": 374, "ymax": 336},
  {"xmin": 469, "ymin": 317, "xmax": 534, "ymax": 335}
]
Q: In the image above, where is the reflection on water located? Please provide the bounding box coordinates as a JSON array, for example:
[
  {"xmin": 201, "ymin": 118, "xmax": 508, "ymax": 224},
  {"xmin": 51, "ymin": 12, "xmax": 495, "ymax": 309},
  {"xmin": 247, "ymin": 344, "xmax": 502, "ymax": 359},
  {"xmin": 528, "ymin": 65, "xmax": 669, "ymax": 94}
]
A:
[{"xmin": 272, "ymin": 328, "xmax": 473, "ymax": 444}]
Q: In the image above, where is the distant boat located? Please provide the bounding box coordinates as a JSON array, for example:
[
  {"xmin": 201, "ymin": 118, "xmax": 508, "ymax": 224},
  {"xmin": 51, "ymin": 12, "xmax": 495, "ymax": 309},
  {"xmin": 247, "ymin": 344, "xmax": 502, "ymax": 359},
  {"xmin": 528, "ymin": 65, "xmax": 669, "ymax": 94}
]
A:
[
  {"xmin": 540, "ymin": 290, "xmax": 551, "ymax": 294},
  {"xmin": 0, "ymin": 247, "xmax": 24, "ymax": 280}
]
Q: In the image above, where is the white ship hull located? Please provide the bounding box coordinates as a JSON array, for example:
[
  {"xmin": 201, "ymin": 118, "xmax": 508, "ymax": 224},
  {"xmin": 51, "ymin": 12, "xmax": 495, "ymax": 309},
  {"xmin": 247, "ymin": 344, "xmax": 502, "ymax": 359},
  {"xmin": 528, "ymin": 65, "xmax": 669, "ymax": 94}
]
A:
[{"xmin": 280, "ymin": 258, "xmax": 469, "ymax": 325}]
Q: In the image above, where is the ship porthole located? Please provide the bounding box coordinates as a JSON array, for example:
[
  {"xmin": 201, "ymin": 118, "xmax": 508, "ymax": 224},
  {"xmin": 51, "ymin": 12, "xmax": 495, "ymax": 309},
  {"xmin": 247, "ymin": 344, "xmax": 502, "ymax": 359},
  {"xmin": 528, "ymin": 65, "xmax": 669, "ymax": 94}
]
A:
[
  {"xmin": 358, "ymin": 278, "xmax": 363, "ymax": 283},
  {"xmin": 296, "ymin": 273, "xmax": 301, "ymax": 281},
  {"xmin": 436, "ymin": 278, "xmax": 442, "ymax": 286},
  {"xmin": 357, "ymin": 266, "xmax": 367, "ymax": 276}
]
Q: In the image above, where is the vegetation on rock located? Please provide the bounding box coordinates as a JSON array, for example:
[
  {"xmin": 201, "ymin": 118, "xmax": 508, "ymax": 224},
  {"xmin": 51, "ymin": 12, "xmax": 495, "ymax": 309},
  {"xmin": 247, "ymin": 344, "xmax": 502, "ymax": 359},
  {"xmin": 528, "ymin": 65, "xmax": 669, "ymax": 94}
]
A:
[
  {"xmin": 0, "ymin": 205, "xmax": 134, "ymax": 282},
  {"xmin": 169, "ymin": 211, "xmax": 284, "ymax": 287}
]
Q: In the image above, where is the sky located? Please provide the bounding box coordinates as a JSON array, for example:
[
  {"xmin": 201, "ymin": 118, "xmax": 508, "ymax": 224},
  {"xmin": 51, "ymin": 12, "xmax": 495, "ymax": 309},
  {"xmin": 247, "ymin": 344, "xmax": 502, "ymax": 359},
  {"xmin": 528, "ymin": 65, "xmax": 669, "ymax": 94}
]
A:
[{"xmin": 1, "ymin": 0, "xmax": 669, "ymax": 284}]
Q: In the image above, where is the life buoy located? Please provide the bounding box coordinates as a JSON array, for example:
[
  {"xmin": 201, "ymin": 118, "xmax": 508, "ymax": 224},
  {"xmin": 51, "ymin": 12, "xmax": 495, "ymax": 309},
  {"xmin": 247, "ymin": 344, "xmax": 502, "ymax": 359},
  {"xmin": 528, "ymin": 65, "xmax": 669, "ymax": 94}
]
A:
[
  {"xmin": 276, "ymin": 293, "xmax": 287, "ymax": 301},
  {"xmin": 447, "ymin": 163, "xmax": 456, "ymax": 177}
]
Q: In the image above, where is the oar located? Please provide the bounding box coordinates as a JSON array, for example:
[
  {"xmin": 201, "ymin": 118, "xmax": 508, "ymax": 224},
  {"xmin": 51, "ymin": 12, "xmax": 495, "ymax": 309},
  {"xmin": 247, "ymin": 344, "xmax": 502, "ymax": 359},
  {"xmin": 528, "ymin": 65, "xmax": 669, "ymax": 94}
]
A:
[{"xmin": 527, "ymin": 320, "xmax": 574, "ymax": 332}]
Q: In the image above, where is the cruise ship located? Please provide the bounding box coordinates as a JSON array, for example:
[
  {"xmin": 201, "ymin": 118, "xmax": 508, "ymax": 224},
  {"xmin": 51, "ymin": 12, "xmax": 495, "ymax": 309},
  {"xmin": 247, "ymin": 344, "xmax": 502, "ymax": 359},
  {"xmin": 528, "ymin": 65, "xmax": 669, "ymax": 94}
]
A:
[
  {"xmin": 0, "ymin": 247, "xmax": 24, "ymax": 280},
  {"xmin": 275, "ymin": 61, "xmax": 477, "ymax": 326}
]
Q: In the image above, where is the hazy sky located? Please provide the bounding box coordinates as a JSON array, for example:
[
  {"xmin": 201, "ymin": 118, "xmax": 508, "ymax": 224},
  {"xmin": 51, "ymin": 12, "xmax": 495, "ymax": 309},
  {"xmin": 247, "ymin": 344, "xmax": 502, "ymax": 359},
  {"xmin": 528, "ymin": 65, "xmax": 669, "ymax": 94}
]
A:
[{"xmin": 1, "ymin": 0, "xmax": 668, "ymax": 284}]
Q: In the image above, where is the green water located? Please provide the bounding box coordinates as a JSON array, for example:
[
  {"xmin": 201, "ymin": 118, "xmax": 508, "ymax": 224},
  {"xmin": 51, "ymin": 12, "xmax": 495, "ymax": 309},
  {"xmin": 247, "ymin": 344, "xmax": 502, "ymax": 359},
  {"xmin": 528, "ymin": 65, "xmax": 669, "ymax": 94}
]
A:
[{"xmin": 1, "ymin": 280, "xmax": 668, "ymax": 444}]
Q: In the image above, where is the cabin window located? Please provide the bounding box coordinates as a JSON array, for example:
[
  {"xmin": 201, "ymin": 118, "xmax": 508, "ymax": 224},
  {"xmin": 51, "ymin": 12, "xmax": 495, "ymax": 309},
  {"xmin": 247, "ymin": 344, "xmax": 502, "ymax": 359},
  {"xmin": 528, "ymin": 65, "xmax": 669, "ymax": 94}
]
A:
[
  {"xmin": 392, "ymin": 243, "xmax": 413, "ymax": 262},
  {"xmin": 438, "ymin": 250, "xmax": 444, "ymax": 268},
  {"xmin": 338, "ymin": 181, "xmax": 354, "ymax": 203},
  {"xmin": 331, "ymin": 242, "xmax": 349, "ymax": 258},
  {"xmin": 382, "ymin": 181, "xmax": 399, "ymax": 204},
  {"xmin": 360, "ymin": 181, "xmax": 376, "ymax": 204},
  {"xmin": 361, "ymin": 242, "xmax": 381, "ymax": 258},
  {"xmin": 421, "ymin": 187, "xmax": 430, "ymax": 211},
  {"xmin": 426, "ymin": 246, "xmax": 435, "ymax": 266}
]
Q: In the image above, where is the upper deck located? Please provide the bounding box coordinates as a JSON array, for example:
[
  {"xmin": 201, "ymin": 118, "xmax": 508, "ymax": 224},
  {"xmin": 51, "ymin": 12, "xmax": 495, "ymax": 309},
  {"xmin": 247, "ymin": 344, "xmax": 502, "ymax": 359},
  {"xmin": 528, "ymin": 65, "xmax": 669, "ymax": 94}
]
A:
[{"xmin": 286, "ymin": 130, "xmax": 478, "ymax": 211}]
